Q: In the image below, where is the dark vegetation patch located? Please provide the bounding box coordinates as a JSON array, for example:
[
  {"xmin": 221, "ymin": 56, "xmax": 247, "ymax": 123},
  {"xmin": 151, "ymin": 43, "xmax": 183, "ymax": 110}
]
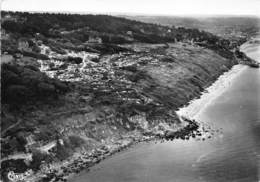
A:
[{"xmin": 1, "ymin": 63, "xmax": 69, "ymax": 106}]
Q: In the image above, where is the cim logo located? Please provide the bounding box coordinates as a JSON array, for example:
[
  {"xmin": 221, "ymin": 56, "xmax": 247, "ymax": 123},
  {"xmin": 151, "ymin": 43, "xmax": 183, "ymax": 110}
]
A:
[{"xmin": 7, "ymin": 170, "xmax": 33, "ymax": 182}]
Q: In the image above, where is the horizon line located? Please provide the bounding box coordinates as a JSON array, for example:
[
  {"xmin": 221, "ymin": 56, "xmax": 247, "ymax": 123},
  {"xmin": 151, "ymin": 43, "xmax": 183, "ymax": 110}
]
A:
[{"xmin": 2, "ymin": 9, "xmax": 260, "ymax": 18}]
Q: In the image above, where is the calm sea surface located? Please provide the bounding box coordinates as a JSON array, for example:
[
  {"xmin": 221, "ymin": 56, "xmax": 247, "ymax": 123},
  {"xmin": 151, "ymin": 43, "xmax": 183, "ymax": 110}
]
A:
[{"xmin": 70, "ymin": 38, "xmax": 260, "ymax": 182}]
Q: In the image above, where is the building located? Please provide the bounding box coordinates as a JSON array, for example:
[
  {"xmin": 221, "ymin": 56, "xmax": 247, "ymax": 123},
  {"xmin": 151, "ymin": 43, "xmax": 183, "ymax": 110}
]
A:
[
  {"xmin": 18, "ymin": 39, "xmax": 32, "ymax": 52},
  {"xmin": 26, "ymin": 134, "xmax": 35, "ymax": 146},
  {"xmin": 126, "ymin": 31, "xmax": 133, "ymax": 36},
  {"xmin": 88, "ymin": 36, "xmax": 102, "ymax": 43},
  {"xmin": 25, "ymin": 134, "xmax": 37, "ymax": 152}
]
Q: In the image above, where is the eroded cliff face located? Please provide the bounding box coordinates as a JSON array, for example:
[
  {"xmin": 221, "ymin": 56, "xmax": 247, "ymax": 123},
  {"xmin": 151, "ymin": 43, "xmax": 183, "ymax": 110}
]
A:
[
  {"xmin": 1, "ymin": 41, "xmax": 238, "ymax": 180},
  {"xmin": 38, "ymin": 42, "xmax": 235, "ymax": 150}
]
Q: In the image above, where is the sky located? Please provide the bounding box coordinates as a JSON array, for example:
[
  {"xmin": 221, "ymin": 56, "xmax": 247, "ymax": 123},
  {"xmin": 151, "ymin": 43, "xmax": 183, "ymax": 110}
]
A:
[{"xmin": 1, "ymin": 0, "xmax": 260, "ymax": 16}]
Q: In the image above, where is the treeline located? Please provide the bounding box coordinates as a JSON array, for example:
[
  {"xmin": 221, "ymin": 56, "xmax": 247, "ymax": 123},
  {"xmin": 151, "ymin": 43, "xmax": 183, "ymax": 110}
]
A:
[
  {"xmin": 1, "ymin": 11, "xmax": 166, "ymax": 37},
  {"xmin": 1, "ymin": 11, "xmax": 240, "ymax": 51}
]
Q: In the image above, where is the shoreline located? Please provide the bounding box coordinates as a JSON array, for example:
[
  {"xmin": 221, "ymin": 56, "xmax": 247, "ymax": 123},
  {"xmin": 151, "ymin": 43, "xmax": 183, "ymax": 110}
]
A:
[
  {"xmin": 62, "ymin": 66, "xmax": 238, "ymax": 181},
  {"xmin": 2, "ymin": 43, "xmax": 248, "ymax": 182},
  {"xmin": 33, "ymin": 118, "xmax": 200, "ymax": 182},
  {"xmin": 3, "ymin": 44, "xmax": 244, "ymax": 182},
  {"xmin": 33, "ymin": 50, "xmax": 244, "ymax": 182},
  {"xmin": 40, "ymin": 63, "xmax": 242, "ymax": 181},
  {"xmin": 69, "ymin": 38, "xmax": 260, "ymax": 182},
  {"xmin": 1, "ymin": 11, "xmax": 259, "ymax": 182},
  {"xmin": 177, "ymin": 37, "xmax": 260, "ymax": 120},
  {"xmin": 176, "ymin": 64, "xmax": 247, "ymax": 120}
]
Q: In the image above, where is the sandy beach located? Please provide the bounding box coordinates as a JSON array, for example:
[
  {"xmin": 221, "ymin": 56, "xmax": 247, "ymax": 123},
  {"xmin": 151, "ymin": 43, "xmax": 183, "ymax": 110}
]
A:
[
  {"xmin": 177, "ymin": 36, "xmax": 260, "ymax": 120},
  {"xmin": 176, "ymin": 64, "xmax": 247, "ymax": 120}
]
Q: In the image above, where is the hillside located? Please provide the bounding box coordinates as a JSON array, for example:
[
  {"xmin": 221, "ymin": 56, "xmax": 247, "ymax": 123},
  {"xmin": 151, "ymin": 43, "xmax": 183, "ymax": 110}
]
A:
[
  {"xmin": 122, "ymin": 15, "xmax": 260, "ymax": 40},
  {"xmin": 0, "ymin": 11, "xmax": 248, "ymax": 181},
  {"xmin": 1, "ymin": 11, "xmax": 244, "ymax": 54}
]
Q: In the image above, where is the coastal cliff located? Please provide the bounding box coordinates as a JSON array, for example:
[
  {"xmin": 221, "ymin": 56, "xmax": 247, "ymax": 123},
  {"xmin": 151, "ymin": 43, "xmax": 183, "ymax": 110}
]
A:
[
  {"xmin": 1, "ymin": 43, "xmax": 238, "ymax": 181},
  {"xmin": 0, "ymin": 11, "xmax": 248, "ymax": 181}
]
